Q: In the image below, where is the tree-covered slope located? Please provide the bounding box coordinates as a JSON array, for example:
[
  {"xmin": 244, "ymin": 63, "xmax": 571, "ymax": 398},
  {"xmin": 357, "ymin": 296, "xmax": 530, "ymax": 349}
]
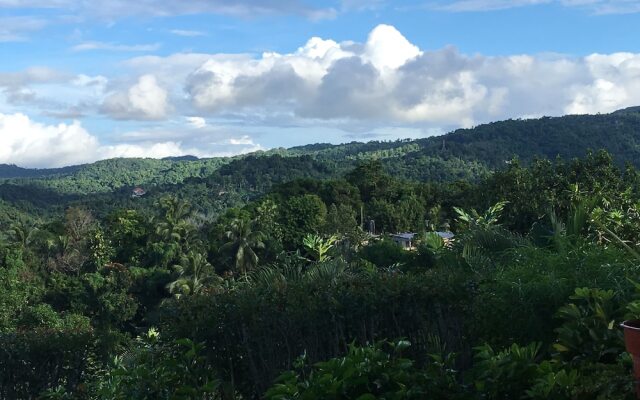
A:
[
  {"xmin": 277, "ymin": 109, "xmax": 640, "ymax": 180},
  {"xmin": 416, "ymin": 112, "xmax": 640, "ymax": 167},
  {"xmin": 0, "ymin": 163, "xmax": 81, "ymax": 179},
  {"xmin": 1, "ymin": 157, "xmax": 229, "ymax": 195},
  {"xmin": 3, "ymin": 107, "xmax": 640, "ymax": 200}
]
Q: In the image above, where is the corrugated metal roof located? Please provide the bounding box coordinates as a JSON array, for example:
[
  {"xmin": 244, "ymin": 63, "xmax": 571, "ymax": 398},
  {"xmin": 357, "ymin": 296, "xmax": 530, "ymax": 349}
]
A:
[
  {"xmin": 435, "ymin": 231, "xmax": 455, "ymax": 240},
  {"xmin": 391, "ymin": 233, "xmax": 416, "ymax": 240}
]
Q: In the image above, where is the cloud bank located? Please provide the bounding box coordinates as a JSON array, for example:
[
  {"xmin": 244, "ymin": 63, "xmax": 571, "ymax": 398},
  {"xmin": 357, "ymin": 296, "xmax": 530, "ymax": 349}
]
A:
[
  {"xmin": 3, "ymin": 24, "xmax": 640, "ymax": 167},
  {"xmin": 7, "ymin": 24, "xmax": 640, "ymax": 128},
  {"xmin": 0, "ymin": 113, "xmax": 264, "ymax": 168},
  {"xmin": 162, "ymin": 24, "xmax": 640, "ymax": 127}
]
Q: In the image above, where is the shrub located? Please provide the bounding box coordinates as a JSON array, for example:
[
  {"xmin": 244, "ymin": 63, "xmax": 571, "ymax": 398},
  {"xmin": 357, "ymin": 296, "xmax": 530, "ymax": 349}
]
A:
[
  {"xmin": 92, "ymin": 329, "xmax": 221, "ymax": 400},
  {"xmin": 265, "ymin": 340, "xmax": 466, "ymax": 400},
  {"xmin": 160, "ymin": 269, "xmax": 471, "ymax": 395},
  {"xmin": 0, "ymin": 329, "xmax": 95, "ymax": 399}
]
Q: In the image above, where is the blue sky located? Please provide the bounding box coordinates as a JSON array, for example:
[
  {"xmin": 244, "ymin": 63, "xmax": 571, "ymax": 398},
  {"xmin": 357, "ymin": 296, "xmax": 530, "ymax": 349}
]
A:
[{"xmin": 1, "ymin": 0, "xmax": 640, "ymax": 167}]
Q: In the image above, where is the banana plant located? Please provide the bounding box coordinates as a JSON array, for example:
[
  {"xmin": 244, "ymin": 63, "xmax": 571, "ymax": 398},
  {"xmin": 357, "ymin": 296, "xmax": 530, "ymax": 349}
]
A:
[
  {"xmin": 302, "ymin": 234, "xmax": 338, "ymax": 262},
  {"xmin": 454, "ymin": 201, "xmax": 509, "ymax": 230}
]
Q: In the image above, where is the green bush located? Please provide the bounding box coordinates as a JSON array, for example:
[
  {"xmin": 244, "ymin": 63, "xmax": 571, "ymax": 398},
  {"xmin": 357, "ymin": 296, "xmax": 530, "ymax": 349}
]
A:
[
  {"xmin": 265, "ymin": 340, "xmax": 465, "ymax": 400},
  {"xmin": 553, "ymin": 288, "xmax": 624, "ymax": 364},
  {"xmin": 0, "ymin": 329, "xmax": 95, "ymax": 399},
  {"xmin": 471, "ymin": 244, "xmax": 635, "ymax": 347},
  {"xmin": 358, "ymin": 239, "xmax": 413, "ymax": 269},
  {"xmin": 160, "ymin": 269, "xmax": 471, "ymax": 395},
  {"xmin": 472, "ymin": 343, "xmax": 578, "ymax": 399},
  {"xmin": 92, "ymin": 329, "xmax": 221, "ymax": 400}
]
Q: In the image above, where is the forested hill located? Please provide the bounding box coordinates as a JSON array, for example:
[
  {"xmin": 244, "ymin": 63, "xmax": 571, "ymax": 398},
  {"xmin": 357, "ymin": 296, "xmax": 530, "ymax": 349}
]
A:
[
  {"xmin": 287, "ymin": 109, "xmax": 640, "ymax": 170},
  {"xmin": 0, "ymin": 163, "xmax": 81, "ymax": 178},
  {"xmin": 0, "ymin": 157, "xmax": 229, "ymax": 194},
  {"xmin": 2, "ymin": 108, "xmax": 640, "ymax": 193},
  {"xmin": 415, "ymin": 110, "xmax": 640, "ymax": 167}
]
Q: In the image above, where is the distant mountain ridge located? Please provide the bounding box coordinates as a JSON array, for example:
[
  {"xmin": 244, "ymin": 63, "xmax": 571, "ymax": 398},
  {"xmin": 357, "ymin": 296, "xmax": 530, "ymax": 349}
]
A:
[
  {"xmin": 3, "ymin": 107, "xmax": 640, "ymax": 187},
  {"xmin": 613, "ymin": 106, "xmax": 640, "ymax": 115},
  {"xmin": 0, "ymin": 164, "xmax": 81, "ymax": 179},
  {"xmin": 1, "ymin": 107, "xmax": 639, "ymax": 221},
  {"xmin": 0, "ymin": 158, "xmax": 229, "ymax": 195},
  {"xmin": 283, "ymin": 109, "xmax": 640, "ymax": 181}
]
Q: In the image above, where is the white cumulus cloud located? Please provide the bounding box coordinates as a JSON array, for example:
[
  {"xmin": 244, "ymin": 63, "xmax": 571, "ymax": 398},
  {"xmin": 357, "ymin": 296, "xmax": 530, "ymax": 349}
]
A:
[
  {"xmin": 165, "ymin": 24, "xmax": 640, "ymax": 128},
  {"xmin": 0, "ymin": 112, "xmax": 262, "ymax": 167},
  {"xmin": 363, "ymin": 24, "xmax": 421, "ymax": 71},
  {"xmin": 0, "ymin": 113, "xmax": 100, "ymax": 167},
  {"xmin": 102, "ymin": 74, "xmax": 169, "ymax": 120}
]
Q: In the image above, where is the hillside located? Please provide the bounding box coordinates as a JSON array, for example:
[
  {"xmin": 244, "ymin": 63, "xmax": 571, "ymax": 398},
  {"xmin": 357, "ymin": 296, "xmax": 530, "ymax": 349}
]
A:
[
  {"xmin": 287, "ymin": 111, "xmax": 640, "ymax": 179},
  {"xmin": 4, "ymin": 133, "xmax": 640, "ymax": 399},
  {"xmin": 415, "ymin": 112, "xmax": 640, "ymax": 167},
  {"xmin": 0, "ymin": 164, "xmax": 81, "ymax": 179},
  {"xmin": 276, "ymin": 110, "xmax": 640, "ymax": 182},
  {"xmin": 4, "ymin": 108, "xmax": 640, "ymax": 186},
  {"xmin": 0, "ymin": 157, "xmax": 229, "ymax": 195},
  {"xmin": 2, "ymin": 108, "xmax": 640, "ymax": 219}
]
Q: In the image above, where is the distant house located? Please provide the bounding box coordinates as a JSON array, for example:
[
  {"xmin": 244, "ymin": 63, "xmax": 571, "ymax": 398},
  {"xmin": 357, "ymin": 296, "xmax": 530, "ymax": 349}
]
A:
[
  {"xmin": 392, "ymin": 231, "xmax": 455, "ymax": 250},
  {"xmin": 391, "ymin": 232, "xmax": 416, "ymax": 249},
  {"xmin": 435, "ymin": 231, "xmax": 455, "ymax": 241},
  {"xmin": 132, "ymin": 187, "xmax": 146, "ymax": 198}
]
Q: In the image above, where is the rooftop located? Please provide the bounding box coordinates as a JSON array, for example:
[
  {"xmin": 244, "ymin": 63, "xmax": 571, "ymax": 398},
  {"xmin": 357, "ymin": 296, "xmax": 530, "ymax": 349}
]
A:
[{"xmin": 391, "ymin": 233, "xmax": 416, "ymax": 240}]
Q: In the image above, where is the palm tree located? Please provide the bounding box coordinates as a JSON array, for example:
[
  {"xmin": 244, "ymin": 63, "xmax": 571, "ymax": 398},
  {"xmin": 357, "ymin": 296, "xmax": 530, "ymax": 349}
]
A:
[
  {"xmin": 166, "ymin": 251, "xmax": 218, "ymax": 299},
  {"xmin": 222, "ymin": 218, "xmax": 265, "ymax": 278},
  {"xmin": 8, "ymin": 219, "xmax": 39, "ymax": 255},
  {"xmin": 249, "ymin": 259, "xmax": 348, "ymax": 291},
  {"xmin": 155, "ymin": 196, "xmax": 194, "ymax": 243},
  {"xmin": 153, "ymin": 196, "xmax": 196, "ymax": 267}
]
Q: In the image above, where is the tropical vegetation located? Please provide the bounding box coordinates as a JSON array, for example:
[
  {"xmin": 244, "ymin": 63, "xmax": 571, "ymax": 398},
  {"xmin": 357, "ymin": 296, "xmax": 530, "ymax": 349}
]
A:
[{"xmin": 2, "ymin": 110, "xmax": 640, "ymax": 398}]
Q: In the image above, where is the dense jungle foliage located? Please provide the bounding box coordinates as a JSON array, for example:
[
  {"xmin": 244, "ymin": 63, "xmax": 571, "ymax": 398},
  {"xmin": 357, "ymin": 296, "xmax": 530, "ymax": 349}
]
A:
[
  {"xmin": 2, "ymin": 147, "xmax": 640, "ymax": 399},
  {"xmin": 3, "ymin": 109, "xmax": 640, "ymax": 399}
]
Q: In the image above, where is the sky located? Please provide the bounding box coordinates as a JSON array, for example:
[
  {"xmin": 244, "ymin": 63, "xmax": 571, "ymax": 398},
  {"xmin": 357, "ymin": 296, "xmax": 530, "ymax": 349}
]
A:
[{"xmin": 1, "ymin": 0, "xmax": 640, "ymax": 167}]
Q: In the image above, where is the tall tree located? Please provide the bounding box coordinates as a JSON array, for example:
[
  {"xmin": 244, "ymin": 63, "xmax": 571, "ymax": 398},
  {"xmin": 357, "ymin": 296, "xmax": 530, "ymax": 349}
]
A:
[
  {"xmin": 222, "ymin": 218, "xmax": 265, "ymax": 278},
  {"xmin": 280, "ymin": 194, "xmax": 327, "ymax": 249},
  {"xmin": 152, "ymin": 196, "xmax": 196, "ymax": 267},
  {"xmin": 7, "ymin": 219, "xmax": 38, "ymax": 252},
  {"xmin": 154, "ymin": 196, "xmax": 194, "ymax": 244},
  {"xmin": 167, "ymin": 251, "xmax": 218, "ymax": 299}
]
